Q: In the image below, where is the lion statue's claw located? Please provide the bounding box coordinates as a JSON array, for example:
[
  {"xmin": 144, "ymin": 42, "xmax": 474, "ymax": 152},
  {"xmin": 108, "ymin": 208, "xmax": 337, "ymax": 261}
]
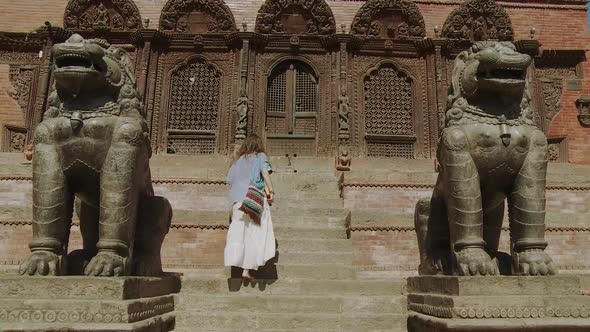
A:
[
  {"xmin": 84, "ymin": 252, "xmax": 126, "ymax": 277},
  {"xmin": 455, "ymin": 248, "xmax": 499, "ymax": 276},
  {"xmin": 19, "ymin": 251, "xmax": 63, "ymax": 276},
  {"xmin": 514, "ymin": 249, "xmax": 557, "ymax": 276}
]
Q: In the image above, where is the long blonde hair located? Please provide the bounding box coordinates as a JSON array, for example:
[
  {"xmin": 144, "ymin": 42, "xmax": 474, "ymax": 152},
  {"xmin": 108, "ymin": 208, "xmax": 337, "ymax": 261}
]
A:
[{"xmin": 233, "ymin": 134, "xmax": 266, "ymax": 162}]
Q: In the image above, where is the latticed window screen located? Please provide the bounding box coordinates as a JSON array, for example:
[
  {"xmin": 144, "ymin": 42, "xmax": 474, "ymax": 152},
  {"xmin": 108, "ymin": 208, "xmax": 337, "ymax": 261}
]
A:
[
  {"xmin": 266, "ymin": 70, "xmax": 286, "ymax": 114},
  {"xmin": 295, "ymin": 70, "xmax": 317, "ymax": 113},
  {"xmin": 364, "ymin": 64, "xmax": 414, "ymax": 136},
  {"xmin": 167, "ymin": 60, "xmax": 221, "ymax": 154},
  {"xmin": 364, "ymin": 64, "xmax": 416, "ymax": 158},
  {"xmin": 169, "ymin": 61, "xmax": 220, "ymax": 131}
]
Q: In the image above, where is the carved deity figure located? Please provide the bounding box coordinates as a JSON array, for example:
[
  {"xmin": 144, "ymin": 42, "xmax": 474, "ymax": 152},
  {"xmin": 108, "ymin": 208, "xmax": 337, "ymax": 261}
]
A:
[
  {"xmin": 415, "ymin": 42, "xmax": 557, "ymax": 277},
  {"xmin": 336, "ymin": 147, "xmax": 351, "ymax": 171},
  {"xmin": 94, "ymin": 3, "xmax": 110, "ymax": 28},
  {"xmin": 338, "ymin": 88, "xmax": 350, "ymax": 133},
  {"xmin": 19, "ymin": 34, "xmax": 172, "ymax": 277},
  {"xmin": 236, "ymin": 89, "xmax": 249, "ymax": 136}
]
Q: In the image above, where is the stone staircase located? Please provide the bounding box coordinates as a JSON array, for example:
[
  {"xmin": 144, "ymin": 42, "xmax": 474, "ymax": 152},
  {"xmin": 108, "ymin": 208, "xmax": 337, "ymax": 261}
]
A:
[{"xmin": 172, "ymin": 158, "xmax": 408, "ymax": 331}]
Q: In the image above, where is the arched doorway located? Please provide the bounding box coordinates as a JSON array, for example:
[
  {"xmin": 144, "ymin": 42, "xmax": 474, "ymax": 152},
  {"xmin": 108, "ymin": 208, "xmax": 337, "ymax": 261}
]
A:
[{"xmin": 265, "ymin": 60, "xmax": 318, "ymax": 156}]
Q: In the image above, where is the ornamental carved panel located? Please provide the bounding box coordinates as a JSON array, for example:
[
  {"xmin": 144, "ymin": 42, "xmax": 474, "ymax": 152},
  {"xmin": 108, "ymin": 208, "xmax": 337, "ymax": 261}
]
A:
[
  {"xmin": 63, "ymin": 0, "xmax": 142, "ymax": 31},
  {"xmin": 442, "ymin": 0, "xmax": 513, "ymax": 41},
  {"xmin": 2, "ymin": 125, "xmax": 26, "ymax": 152},
  {"xmin": 166, "ymin": 59, "xmax": 222, "ymax": 154},
  {"xmin": 160, "ymin": 0, "xmax": 237, "ymax": 33},
  {"xmin": 255, "ymin": 0, "xmax": 336, "ymax": 35},
  {"xmin": 8, "ymin": 66, "xmax": 35, "ymax": 118},
  {"xmin": 350, "ymin": 0, "xmax": 425, "ymax": 39}
]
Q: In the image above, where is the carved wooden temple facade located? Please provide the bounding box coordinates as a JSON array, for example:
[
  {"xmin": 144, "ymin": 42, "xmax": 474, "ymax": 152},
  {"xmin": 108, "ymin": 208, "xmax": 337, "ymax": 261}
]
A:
[{"xmin": 0, "ymin": 0, "xmax": 589, "ymax": 163}]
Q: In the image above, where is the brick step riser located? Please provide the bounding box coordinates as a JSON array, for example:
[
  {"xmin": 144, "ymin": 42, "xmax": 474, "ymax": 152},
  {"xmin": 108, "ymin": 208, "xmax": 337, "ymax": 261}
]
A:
[{"xmin": 274, "ymin": 227, "xmax": 347, "ymax": 240}]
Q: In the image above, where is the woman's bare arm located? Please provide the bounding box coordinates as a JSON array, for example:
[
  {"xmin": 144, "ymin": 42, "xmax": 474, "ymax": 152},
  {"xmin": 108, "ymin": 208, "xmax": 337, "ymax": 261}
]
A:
[{"xmin": 261, "ymin": 170, "xmax": 274, "ymax": 204}]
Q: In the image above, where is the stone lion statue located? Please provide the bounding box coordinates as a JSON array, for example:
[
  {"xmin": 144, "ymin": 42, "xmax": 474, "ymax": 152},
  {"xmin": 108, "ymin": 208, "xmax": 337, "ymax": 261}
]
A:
[
  {"xmin": 19, "ymin": 34, "xmax": 172, "ymax": 277},
  {"xmin": 415, "ymin": 41, "xmax": 557, "ymax": 276}
]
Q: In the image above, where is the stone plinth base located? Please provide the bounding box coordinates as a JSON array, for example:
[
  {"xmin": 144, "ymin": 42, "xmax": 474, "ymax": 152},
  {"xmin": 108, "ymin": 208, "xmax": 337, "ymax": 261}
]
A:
[
  {"xmin": 407, "ymin": 275, "xmax": 590, "ymax": 332},
  {"xmin": 0, "ymin": 274, "xmax": 180, "ymax": 332}
]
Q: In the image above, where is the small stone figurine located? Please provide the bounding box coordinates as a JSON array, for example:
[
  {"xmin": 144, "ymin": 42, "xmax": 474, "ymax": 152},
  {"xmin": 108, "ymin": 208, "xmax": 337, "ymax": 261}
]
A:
[{"xmin": 336, "ymin": 148, "xmax": 351, "ymax": 171}]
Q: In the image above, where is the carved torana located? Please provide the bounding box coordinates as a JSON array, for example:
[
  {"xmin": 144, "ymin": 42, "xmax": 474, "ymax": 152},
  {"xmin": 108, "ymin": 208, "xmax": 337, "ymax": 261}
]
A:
[
  {"xmin": 255, "ymin": 0, "xmax": 336, "ymax": 35},
  {"xmin": 351, "ymin": 0, "xmax": 426, "ymax": 38},
  {"xmin": 8, "ymin": 66, "xmax": 35, "ymax": 116},
  {"xmin": 442, "ymin": 0, "xmax": 513, "ymax": 41},
  {"xmin": 160, "ymin": 0, "xmax": 237, "ymax": 33},
  {"xmin": 63, "ymin": 0, "xmax": 142, "ymax": 31}
]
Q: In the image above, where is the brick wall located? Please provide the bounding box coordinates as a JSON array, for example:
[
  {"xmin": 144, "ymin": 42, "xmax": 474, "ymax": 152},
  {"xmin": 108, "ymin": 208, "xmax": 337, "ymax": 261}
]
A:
[{"xmin": 352, "ymin": 229, "xmax": 590, "ymax": 272}]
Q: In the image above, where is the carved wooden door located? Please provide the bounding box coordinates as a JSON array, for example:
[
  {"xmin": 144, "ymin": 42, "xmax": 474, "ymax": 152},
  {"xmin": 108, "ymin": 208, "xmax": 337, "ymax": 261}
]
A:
[{"xmin": 265, "ymin": 61, "xmax": 318, "ymax": 156}]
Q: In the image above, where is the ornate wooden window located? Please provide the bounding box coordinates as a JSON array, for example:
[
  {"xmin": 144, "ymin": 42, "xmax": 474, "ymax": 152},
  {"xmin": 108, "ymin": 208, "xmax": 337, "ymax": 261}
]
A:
[
  {"xmin": 364, "ymin": 63, "xmax": 416, "ymax": 159},
  {"xmin": 166, "ymin": 59, "xmax": 221, "ymax": 155},
  {"xmin": 265, "ymin": 61, "xmax": 318, "ymax": 156}
]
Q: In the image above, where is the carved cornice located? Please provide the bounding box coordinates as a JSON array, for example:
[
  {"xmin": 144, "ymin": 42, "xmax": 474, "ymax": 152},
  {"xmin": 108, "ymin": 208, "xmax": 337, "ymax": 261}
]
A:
[
  {"xmin": 350, "ymin": 0, "xmax": 426, "ymax": 39},
  {"xmin": 348, "ymin": 225, "xmax": 590, "ymax": 233},
  {"xmin": 130, "ymin": 29, "xmax": 170, "ymax": 47},
  {"xmin": 0, "ymin": 33, "xmax": 43, "ymax": 51},
  {"xmin": 160, "ymin": 0, "xmax": 237, "ymax": 34},
  {"xmin": 342, "ymin": 181, "xmax": 590, "ymax": 191},
  {"xmin": 255, "ymin": 0, "xmax": 336, "ymax": 35},
  {"xmin": 0, "ymin": 220, "xmax": 228, "ymax": 230},
  {"xmin": 63, "ymin": 0, "xmax": 142, "ymax": 32},
  {"xmin": 442, "ymin": 0, "xmax": 514, "ymax": 41}
]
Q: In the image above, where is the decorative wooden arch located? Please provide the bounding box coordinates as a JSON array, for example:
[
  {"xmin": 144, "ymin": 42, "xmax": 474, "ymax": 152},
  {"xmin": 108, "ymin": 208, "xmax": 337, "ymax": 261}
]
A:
[
  {"xmin": 63, "ymin": 0, "xmax": 142, "ymax": 31},
  {"xmin": 351, "ymin": 0, "xmax": 425, "ymax": 38},
  {"xmin": 255, "ymin": 0, "xmax": 336, "ymax": 35},
  {"xmin": 442, "ymin": 0, "xmax": 513, "ymax": 41},
  {"xmin": 159, "ymin": 0, "xmax": 237, "ymax": 33}
]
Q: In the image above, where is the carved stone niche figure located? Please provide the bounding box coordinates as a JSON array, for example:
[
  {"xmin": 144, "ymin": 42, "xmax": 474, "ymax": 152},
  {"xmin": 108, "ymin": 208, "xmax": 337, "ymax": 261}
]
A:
[
  {"xmin": 338, "ymin": 88, "xmax": 350, "ymax": 134},
  {"xmin": 19, "ymin": 34, "xmax": 172, "ymax": 277},
  {"xmin": 236, "ymin": 89, "xmax": 249, "ymax": 138},
  {"xmin": 576, "ymin": 96, "xmax": 590, "ymax": 127},
  {"xmin": 336, "ymin": 147, "xmax": 351, "ymax": 171},
  {"xmin": 414, "ymin": 41, "xmax": 557, "ymax": 277}
]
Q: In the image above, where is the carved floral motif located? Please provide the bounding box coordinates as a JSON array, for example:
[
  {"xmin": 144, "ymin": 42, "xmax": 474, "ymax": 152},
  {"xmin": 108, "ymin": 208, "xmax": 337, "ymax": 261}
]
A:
[
  {"xmin": 160, "ymin": 0, "xmax": 237, "ymax": 33},
  {"xmin": 63, "ymin": 0, "xmax": 142, "ymax": 31},
  {"xmin": 442, "ymin": 0, "xmax": 513, "ymax": 41},
  {"xmin": 8, "ymin": 66, "xmax": 35, "ymax": 116},
  {"xmin": 351, "ymin": 0, "xmax": 425, "ymax": 38},
  {"xmin": 255, "ymin": 0, "xmax": 336, "ymax": 35}
]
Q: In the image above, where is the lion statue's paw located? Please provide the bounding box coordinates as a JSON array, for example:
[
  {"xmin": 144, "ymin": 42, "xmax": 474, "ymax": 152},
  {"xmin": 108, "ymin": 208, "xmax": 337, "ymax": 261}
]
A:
[
  {"xmin": 514, "ymin": 249, "xmax": 557, "ymax": 276},
  {"xmin": 455, "ymin": 247, "xmax": 499, "ymax": 276},
  {"xmin": 19, "ymin": 250, "xmax": 63, "ymax": 276},
  {"xmin": 84, "ymin": 251, "xmax": 127, "ymax": 277}
]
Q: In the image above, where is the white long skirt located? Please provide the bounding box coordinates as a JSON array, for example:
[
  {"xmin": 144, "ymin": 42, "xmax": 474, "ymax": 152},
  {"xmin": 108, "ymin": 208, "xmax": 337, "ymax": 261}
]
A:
[{"xmin": 224, "ymin": 200, "xmax": 276, "ymax": 270}]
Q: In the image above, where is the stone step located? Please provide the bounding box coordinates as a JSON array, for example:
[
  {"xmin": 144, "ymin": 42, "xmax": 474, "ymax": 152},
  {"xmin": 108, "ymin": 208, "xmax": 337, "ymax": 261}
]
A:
[
  {"xmin": 0, "ymin": 275, "xmax": 181, "ymax": 300},
  {"xmin": 272, "ymin": 198, "xmax": 343, "ymax": 210},
  {"xmin": 175, "ymin": 294, "xmax": 405, "ymax": 314},
  {"xmin": 177, "ymin": 265, "xmax": 356, "ymax": 280},
  {"xmin": 179, "ymin": 277, "xmax": 406, "ymax": 296},
  {"xmin": 271, "ymin": 215, "xmax": 349, "ymax": 228},
  {"xmin": 0, "ymin": 312, "xmax": 175, "ymax": 332},
  {"xmin": 278, "ymin": 239, "xmax": 352, "ymax": 253},
  {"xmin": 274, "ymin": 251, "xmax": 352, "ymax": 265},
  {"xmin": 272, "ymin": 207, "xmax": 349, "ymax": 219},
  {"xmin": 274, "ymin": 226, "xmax": 347, "ymax": 240},
  {"xmin": 173, "ymin": 312, "xmax": 406, "ymax": 331}
]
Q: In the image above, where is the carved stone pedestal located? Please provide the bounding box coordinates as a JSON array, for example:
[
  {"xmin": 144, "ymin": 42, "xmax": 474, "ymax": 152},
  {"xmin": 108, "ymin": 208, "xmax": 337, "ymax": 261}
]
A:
[
  {"xmin": 0, "ymin": 274, "xmax": 180, "ymax": 332},
  {"xmin": 407, "ymin": 275, "xmax": 590, "ymax": 332}
]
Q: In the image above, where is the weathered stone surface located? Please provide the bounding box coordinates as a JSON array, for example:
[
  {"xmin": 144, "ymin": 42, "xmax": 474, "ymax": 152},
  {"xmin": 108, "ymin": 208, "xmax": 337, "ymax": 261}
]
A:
[
  {"xmin": 0, "ymin": 275, "xmax": 179, "ymax": 331},
  {"xmin": 408, "ymin": 275, "xmax": 590, "ymax": 331}
]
